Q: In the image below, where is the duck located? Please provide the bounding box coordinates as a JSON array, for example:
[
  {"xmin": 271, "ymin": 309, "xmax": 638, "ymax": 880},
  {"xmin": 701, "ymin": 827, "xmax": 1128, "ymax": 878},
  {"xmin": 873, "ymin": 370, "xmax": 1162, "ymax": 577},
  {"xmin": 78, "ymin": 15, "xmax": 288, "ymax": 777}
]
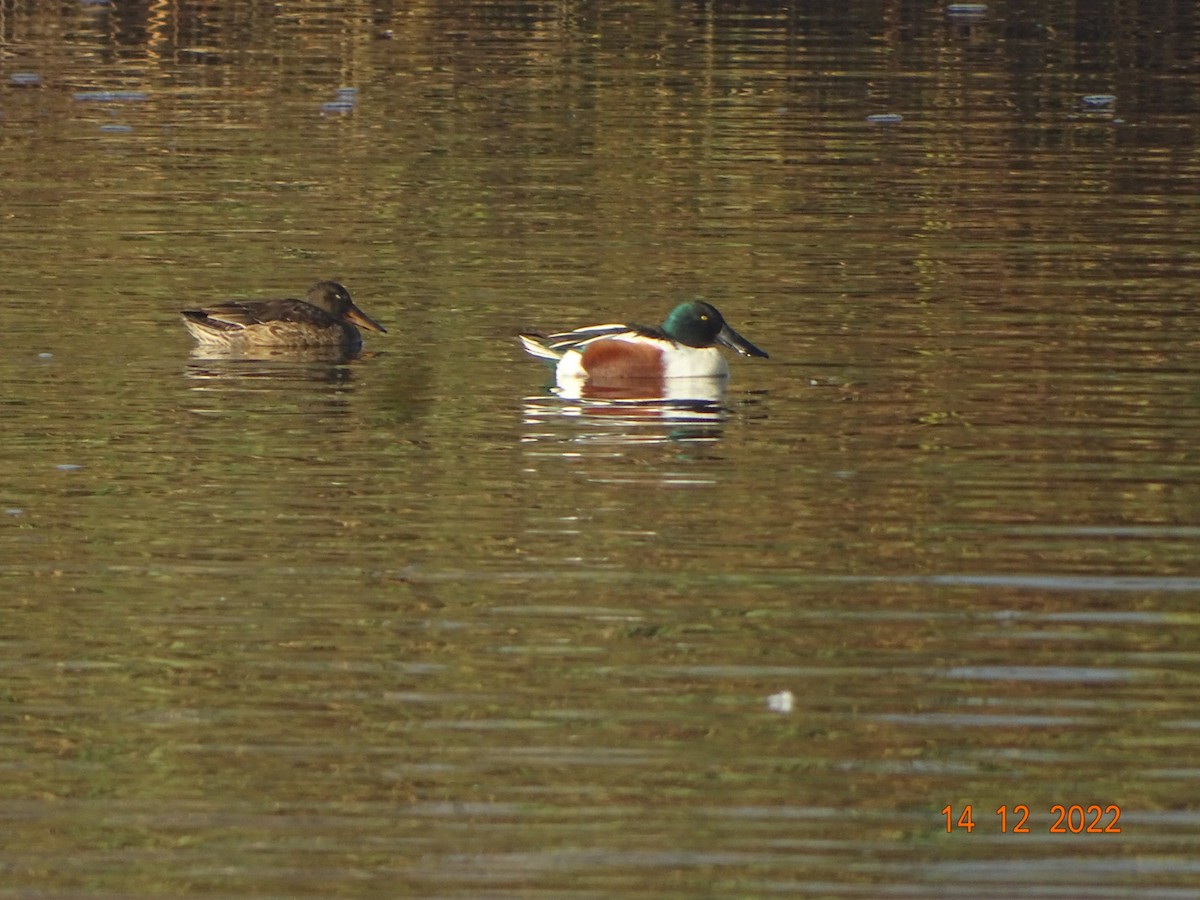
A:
[
  {"xmin": 181, "ymin": 281, "xmax": 386, "ymax": 350},
  {"xmin": 518, "ymin": 300, "xmax": 767, "ymax": 394}
]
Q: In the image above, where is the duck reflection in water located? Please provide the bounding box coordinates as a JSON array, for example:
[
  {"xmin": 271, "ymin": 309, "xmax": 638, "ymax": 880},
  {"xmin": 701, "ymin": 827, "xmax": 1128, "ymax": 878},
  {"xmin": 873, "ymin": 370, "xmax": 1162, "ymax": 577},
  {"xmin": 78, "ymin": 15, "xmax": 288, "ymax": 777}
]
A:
[
  {"xmin": 183, "ymin": 352, "xmax": 362, "ymax": 387},
  {"xmin": 522, "ymin": 391, "xmax": 729, "ymax": 447},
  {"xmin": 181, "ymin": 280, "xmax": 386, "ymax": 359},
  {"xmin": 518, "ymin": 300, "xmax": 767, "ymax": 403}
]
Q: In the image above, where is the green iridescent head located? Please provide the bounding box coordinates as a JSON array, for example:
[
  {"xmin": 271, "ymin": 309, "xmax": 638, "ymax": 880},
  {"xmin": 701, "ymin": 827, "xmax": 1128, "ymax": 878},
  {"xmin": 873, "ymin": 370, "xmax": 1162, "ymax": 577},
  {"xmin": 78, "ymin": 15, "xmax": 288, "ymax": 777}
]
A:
[{"xmin": 661, "ymin": 301, "xmax": 768, "ymax": 357}]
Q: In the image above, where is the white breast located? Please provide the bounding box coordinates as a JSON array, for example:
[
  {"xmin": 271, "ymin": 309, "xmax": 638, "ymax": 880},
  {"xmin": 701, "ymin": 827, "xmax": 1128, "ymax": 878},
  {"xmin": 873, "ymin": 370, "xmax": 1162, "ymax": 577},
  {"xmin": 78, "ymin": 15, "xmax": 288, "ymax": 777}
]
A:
[{"xmin": 663, "ymin": 346, "xmax": 729, "ymax": 379}]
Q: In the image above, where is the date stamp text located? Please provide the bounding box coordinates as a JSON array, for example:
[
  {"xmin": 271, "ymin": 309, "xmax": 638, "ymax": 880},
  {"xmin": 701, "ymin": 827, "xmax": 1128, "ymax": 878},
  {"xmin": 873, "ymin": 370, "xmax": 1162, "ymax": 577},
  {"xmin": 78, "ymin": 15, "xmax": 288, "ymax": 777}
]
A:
[{"xmin": 942, "ymin": 804, "xmax": 1122, "ymax": 834}]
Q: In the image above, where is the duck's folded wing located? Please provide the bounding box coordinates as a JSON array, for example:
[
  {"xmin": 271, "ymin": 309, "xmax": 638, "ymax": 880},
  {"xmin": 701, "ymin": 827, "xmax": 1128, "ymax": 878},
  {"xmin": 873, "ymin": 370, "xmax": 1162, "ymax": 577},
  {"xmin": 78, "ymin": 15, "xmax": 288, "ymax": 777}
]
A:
[{"xmin": 182, "ymin": 298, "xmax": 334, "ymax": 331}]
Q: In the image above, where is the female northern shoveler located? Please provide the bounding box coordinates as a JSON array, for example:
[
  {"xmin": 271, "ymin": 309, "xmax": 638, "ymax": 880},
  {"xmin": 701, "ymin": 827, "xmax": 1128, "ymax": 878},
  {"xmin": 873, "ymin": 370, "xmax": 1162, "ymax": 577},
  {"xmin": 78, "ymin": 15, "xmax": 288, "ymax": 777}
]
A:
[
  {"xmin": 181, "ymin": 281, "xmax": 387, "ymax": 350},
  {"xmin": 518, "ymin": 300, "xmax": 768, "ymax": 395}
]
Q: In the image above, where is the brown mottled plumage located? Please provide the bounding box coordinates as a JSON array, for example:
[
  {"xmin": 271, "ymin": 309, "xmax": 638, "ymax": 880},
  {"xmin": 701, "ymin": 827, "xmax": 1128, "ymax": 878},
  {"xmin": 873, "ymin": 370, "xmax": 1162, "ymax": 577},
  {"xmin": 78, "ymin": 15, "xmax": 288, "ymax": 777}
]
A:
[{"xmin": 181, "ymin": 281, "xmax": 386, "ymax": 350}]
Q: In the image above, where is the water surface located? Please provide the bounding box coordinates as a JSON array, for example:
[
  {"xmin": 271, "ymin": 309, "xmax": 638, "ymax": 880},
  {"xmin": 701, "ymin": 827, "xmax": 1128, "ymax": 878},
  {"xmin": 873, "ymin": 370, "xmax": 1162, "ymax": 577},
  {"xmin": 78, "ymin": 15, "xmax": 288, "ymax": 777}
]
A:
[{"xmin": 3, "ymin": 1, "xmax": 1200, "ymax": 896}]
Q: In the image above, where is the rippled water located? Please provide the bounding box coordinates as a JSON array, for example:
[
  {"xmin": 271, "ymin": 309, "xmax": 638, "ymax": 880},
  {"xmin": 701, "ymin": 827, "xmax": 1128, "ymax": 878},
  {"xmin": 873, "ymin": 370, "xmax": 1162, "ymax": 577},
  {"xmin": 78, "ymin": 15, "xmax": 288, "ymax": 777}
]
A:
[{"xmin": 3, "ymin": 1, "xmax": 1200, "ymax": 896}]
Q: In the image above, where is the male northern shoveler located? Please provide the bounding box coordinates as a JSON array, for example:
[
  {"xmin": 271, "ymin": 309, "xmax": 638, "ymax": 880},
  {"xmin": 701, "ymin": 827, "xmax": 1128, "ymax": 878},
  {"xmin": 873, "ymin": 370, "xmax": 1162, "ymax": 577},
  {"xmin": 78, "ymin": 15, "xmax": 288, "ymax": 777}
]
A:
[
  {"xmin": 181, "ymin": 281, "xmax": 387, "ymax": 350},
  {"xmin": 518, "ymin": 300, "xmax": 768, "ymax": 395}
]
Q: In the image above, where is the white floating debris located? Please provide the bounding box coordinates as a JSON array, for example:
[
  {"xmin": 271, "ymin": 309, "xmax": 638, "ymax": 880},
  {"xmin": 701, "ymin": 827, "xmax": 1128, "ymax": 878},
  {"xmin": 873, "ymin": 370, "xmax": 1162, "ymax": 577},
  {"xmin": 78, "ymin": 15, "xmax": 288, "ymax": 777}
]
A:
[
  {"xmin": 55, "ymin": 464, "xmax": 83, "ymax": 471},
  {"xmin": 946, "ymin": 3, "xmax": 988, "ymax": 18},
  {"xmin": 767, "ymin": 690, "xmax": 795, "ymax": 713},
  {"xmin": 866, "ymin": 113, "xmax": 903, "ymax": 125},
  {"xmin": 72, "ymin": 90, "xmax": 148, "ymax": 102}
]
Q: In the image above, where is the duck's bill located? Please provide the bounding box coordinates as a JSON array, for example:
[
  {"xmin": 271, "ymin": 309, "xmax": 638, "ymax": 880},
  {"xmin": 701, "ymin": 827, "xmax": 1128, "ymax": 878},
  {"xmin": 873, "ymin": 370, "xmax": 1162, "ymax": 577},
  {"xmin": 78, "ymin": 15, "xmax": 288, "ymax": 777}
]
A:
[
  {"xmin": 345, "ymin": 304, "xmax": 388, "ymax": 333},
  {"xmin": 717, "ymin": 323, "xmax": 768, "ymax": 358}
]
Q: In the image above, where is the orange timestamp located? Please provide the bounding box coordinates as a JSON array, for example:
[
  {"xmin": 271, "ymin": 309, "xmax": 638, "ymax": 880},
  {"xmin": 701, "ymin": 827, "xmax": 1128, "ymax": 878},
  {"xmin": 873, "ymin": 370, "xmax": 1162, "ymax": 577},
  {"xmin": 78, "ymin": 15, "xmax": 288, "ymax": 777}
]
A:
[{"xmin": 942, "ymin": 804, "xmax": 1122, "ymax": 834}]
